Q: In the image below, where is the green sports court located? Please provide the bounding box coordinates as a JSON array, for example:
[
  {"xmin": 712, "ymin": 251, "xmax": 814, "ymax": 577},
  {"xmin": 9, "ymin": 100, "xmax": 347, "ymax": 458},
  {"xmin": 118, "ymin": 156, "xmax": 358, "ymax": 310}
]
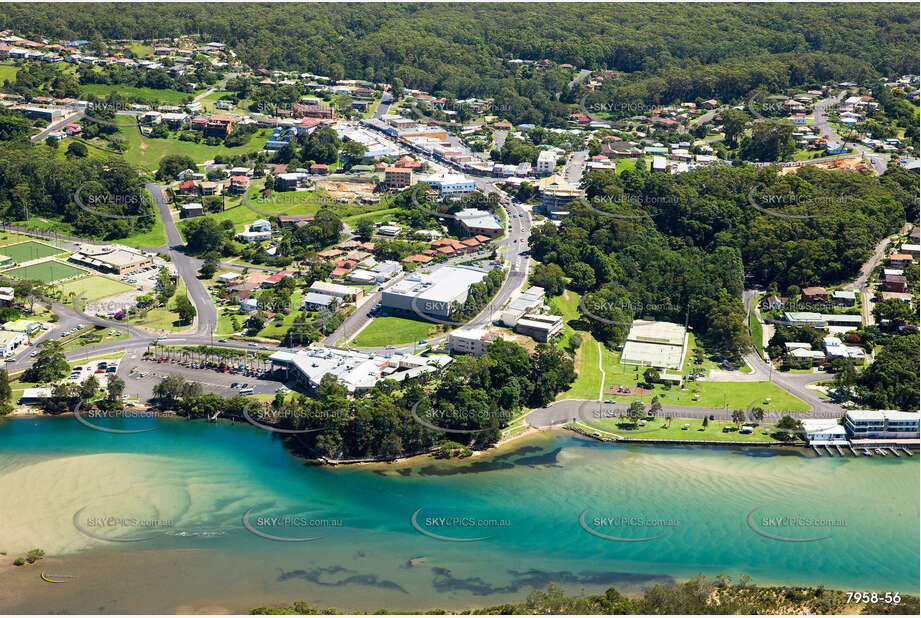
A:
[
  {"xmin": 0, "ymin": 240, "xmax": 65, "ymax": 263},
  {"xmin": 2, "ymin": 260, "xmax": 88, "ymax": 283}
]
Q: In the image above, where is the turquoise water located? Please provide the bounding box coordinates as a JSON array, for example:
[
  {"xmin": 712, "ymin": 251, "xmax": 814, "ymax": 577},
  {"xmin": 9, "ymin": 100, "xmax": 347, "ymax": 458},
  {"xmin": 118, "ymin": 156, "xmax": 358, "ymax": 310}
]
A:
[{"xmin": 0, "ymin": 416, "xmax": 917, "ymax": 612}]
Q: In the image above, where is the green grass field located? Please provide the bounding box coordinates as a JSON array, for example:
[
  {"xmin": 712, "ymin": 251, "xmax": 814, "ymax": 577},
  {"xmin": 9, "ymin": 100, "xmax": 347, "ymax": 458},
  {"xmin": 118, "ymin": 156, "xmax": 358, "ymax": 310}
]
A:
[
  {"xmin": 205, "ymin": 189, "xmax": 330, "ymax": 232},
  {"xmin": 114, "ymin": 115, "xmax": 270, "ymax": 171},
  {"xmin": 131, "ymin": 278, "xmax": 191, "ymax": 331},
  {"xmin": 0, "ymin": 63, "xmax": 20, "ymax": 82},
  {"xmin": 550, "ymin": 289, "xmax": 809, "ymax": 411},
  {"xmin": 0, "ymin": 231, "xmax": 49, "ymax": 248},
  {"xmin": 0, "ymin": 240, "xmax": 65, "ymax": 262},
  {"xmin": 580, "ymin": 416, "xmax": 785, "ymax": 442},
  {"xmin": 351, "ymin": 316, "xmax": 443, "ymax": 348},
  {"xmin": 80, "ymin": 83, "xmax": 201, "ymax": 105},
  {"xmin": 3, "ymin": 260, "xmax": 87, "ymax": 283},
  {"xmin": 119, "ymin": 191, "xmax": 169, "ymax": 248},
  {"xmin": 57, "ymin": 275, "xmax": 134, "ymax": 303},
  {"xmin": 125, "ymin": 42, "xmax": 154, "ymax": 57}
]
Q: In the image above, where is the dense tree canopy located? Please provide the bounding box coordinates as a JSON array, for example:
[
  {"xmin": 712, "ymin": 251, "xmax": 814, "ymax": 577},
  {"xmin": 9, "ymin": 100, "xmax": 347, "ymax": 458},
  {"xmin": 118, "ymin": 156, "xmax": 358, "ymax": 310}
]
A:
[{"xmin": 2, "ymin": 4, "xmax": 916, "ymax": 126}]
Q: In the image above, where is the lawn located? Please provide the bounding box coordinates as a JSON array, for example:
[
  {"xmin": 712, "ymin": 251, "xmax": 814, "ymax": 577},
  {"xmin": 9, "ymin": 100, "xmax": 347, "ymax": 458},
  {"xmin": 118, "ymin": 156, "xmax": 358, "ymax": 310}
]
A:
[
  {"xmin": 56, "ymin": 275, "xmax": 134, "ymax": 303},
  {"xmin": 749, "ymin": 309, "xmax": 765, "ymax": 359},
  {"xmin": 0, "ymin": 63, "xmax": 20, "ymax": 82},
  {"xmin": 114, "ymin": 115, "xmax": 271, "ymax": 172},
  {"xmin": 341, "ymin": 206, "xmax": 401, "ymax": 228},
  {"xmin": 119, "ymin": 191, "xmax": 169, "ymax": 248},
  {"xmin": 616, "ymin": 157, "xmax": 646, "ymax": 173},
  {"xmin": 350, "ymin": 316, "xmax": 443, "ymax": 348},
  {"xmin": 580, "ymin": 415, "xmax": 786, "ymax": 442},
  {"xmin": 0, "ymin": 231, "xmax": 42, "ymax": 247},
  {"xmin": 256, "ymin": 292, "xmax": 305, "ymax": 340},
  {"xmin": 0, "ymin": 240, "xmax": 65, "ymax": 262},
  {"xmin": 3, "ymin": 260, "xmax": 87, "ymax": 283},
  {"xmin": 550, "ymin": 289, "xmax": 809, "ymax": 412},
  {"xmin": 130, "ymin": 278, "xmax": 191, "ymax": 331},
  {"xmin": 205, "ymin": 188, "xmax": 329, "ymax": 232},
  {"xmin": 216, "ymin": 307, "xmax": 242, "ymax": 335},
  {"xmin": 80, "ymin": 83, "xmax": 202, "ymax": 105},
  {"xmin": 125, "ymin": 42, "xmax": 154, "ymax": 57}
]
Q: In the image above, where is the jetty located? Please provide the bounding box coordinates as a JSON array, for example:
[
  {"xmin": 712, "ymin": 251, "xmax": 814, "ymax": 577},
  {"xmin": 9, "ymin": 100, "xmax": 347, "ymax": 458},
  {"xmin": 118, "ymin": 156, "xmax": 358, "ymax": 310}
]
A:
[
  {"xmin": 863, "ymin": 448, "xmax": 873, "ymax": 456},
  {"xmin": 825, "ymin": 445, "xmax": 835, "ymax": 456},
  {"xmin": 902, "ymin": 448, "xmax": 913, "ymax": 456},
  {"xmin": 835, "ymin": 444, "xmax": 846, "ymax": 456},
  {"xmin": 813, "ymin": 446, "xmax": 823, "ymax": 456},
  {"xmin": 848, "ymin": 445, "xmax": 859, "ymax": 457},
  {"xmin": 875, "ymin": 448, "xmax": 887, "ymax": 456},
  {"xmin": 889, "ymin": 447, "xmax": 901, "ymax": 457}
]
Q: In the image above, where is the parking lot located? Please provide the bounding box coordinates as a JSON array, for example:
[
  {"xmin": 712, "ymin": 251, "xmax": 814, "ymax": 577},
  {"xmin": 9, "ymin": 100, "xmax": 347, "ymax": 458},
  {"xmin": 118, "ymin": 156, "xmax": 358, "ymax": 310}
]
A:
[{"xmin": 118, "ymin": 356, "xmax": 288, "ymax": 402}]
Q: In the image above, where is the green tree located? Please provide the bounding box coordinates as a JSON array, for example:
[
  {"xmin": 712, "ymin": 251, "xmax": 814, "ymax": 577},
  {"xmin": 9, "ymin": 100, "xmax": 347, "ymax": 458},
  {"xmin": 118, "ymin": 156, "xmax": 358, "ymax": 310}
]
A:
[
  {"xmin": 175, "ymin": 294, "xmax": 196, "ymax": 323},
  {"xmin": 107, "ymin": 375, "xmax": 126, "ymax": 403},
  {"xmin": 65, "ymin": 141, "xmax": 88, "ymax": 158},
  {"xmin": 0, "ymin": 369, "xmax": 12, "ymax": 415},
  {"xmin": 22, "ymin": 340, "xmax": 69, "ymax": 383},
  {"xmin": 157, "ymin": 153, "xmax": 197, "ymax": 180},
  {"xmin": 626, "ymin": 400, "xmax": 645, "ymax": 426}
]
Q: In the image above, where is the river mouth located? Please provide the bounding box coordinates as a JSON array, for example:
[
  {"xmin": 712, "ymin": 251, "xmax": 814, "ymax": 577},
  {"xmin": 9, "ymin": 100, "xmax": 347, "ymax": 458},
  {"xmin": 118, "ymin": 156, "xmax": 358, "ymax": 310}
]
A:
[{"xmin": 0, "ymin": 417, "xmax": 917, "ymax": 613}]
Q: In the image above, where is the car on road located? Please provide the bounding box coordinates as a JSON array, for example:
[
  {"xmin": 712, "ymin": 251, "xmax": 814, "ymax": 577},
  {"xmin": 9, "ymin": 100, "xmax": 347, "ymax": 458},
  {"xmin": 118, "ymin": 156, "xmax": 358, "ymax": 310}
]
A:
[
  {"xmin": 239, "ymin": 383, "xmax": 249, "ymax": 389},
  {"xmin": 386, "ymin": 345, "xmax": 395, "ymax": 349},
  {"xmin": 275, "ymin": 386, "xmax": 289, "ymax": 394},
  {"xmin": 30, "ymin": 351, "xmax": 39, "ymax": 357},
  {"xmin": 248, "ymin": 343, "xmax": 257, "ymax": 347},
  {"xmin": 218, "ymin": 338, "xmax": 227, "ymax": 343},
  {"xmin": 231, "ymin": 382, "xmax": 239, "ymax": 388}
]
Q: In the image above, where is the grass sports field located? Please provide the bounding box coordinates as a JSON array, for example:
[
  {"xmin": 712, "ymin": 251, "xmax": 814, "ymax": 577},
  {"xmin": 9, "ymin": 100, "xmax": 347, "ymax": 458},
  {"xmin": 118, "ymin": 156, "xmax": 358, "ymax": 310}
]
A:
[
  {"xmin": 351, "ymin": 316, "xmax": 443, "ymax": 348},
  {"xmin": 0, "ymin": 240, "xmax": 64, "ymax": 263},
  {"xmin": 57, "ymin": 275, "xmax": 134, "ymax": 303},
  {"xmin": 3, "ymin": 260, "xmax": 87, "ymax": 283}
]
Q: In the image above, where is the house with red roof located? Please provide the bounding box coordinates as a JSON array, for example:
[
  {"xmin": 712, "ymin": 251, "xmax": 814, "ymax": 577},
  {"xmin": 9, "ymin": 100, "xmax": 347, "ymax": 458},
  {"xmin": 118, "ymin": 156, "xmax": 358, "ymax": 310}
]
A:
[
  {"xmin": 263, "ymin": 270, "xmax": 296, "ymax": 287},
  {"xmin": 229, "ymin": 175, "xmax": 250, "ymax": 194}
]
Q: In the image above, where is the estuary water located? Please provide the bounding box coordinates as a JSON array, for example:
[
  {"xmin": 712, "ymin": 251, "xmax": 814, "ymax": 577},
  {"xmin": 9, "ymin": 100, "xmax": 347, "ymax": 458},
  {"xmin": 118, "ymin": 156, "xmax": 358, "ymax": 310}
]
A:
[{"xmin": 0, "ymin": 415, "xmax": 917, "ymax": 613}]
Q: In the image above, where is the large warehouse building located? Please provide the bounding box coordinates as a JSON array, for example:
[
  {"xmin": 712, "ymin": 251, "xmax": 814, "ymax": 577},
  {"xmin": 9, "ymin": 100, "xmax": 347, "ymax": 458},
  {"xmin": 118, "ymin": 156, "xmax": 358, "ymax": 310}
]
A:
[
  {"xmin": 381, "ymin": 265, "xmax": 487, "ymax": 321},
  {"xmin": 619, "ymin": 320, "xmax": 688, "ymax": 371}
]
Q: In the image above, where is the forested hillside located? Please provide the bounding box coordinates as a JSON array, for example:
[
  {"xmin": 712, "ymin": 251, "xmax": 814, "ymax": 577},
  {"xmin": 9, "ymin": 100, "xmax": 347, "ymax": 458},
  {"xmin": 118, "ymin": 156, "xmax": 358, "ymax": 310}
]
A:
[{"xmin": 2, "ymin": 3, "xmax": 917, "ymax": 126}]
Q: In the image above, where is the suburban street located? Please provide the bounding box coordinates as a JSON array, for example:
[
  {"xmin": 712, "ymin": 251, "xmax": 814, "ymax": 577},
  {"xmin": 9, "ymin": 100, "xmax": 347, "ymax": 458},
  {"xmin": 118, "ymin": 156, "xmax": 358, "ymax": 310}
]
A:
[
  {"xmin": 813, "ymin": 92, "xmax": 889, "ymax": 175},
  {"xmin": 146, "ymin": 182, "xmax": 218, "ymax": 336}
]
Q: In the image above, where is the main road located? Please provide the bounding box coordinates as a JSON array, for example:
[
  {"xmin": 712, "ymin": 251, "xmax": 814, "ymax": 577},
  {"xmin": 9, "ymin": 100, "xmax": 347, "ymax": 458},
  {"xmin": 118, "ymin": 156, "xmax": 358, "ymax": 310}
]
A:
[{"xmin": 146, "ymin": 183, "xmax": 217, "ymax": 337}]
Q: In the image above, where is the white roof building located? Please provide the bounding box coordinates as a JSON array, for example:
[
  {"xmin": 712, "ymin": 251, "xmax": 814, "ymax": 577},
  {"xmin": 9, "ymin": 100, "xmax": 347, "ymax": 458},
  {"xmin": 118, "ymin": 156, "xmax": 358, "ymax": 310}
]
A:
[{"xmin": 268, "ymin": 346, "xmax": 452, "ymax": 393}]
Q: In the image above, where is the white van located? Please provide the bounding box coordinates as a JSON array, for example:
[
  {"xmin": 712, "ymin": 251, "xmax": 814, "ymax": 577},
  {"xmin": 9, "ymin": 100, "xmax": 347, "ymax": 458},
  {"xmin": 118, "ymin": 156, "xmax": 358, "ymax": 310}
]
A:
[{"xmin": 239, "ymin": 387, "xmax": 254, "ymax": 395}]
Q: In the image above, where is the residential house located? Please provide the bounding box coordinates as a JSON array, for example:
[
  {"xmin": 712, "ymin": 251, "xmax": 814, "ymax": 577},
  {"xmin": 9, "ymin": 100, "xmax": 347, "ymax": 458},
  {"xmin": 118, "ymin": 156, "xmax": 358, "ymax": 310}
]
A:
[
  {"xmin": 881, "ymin": 274, "xmax": 907, "ymax": 293},
  {"xmin": 801, "ymin": 286, "xmax": 828, "ymax": 303},
  {"xmin": 889, "ymin": 253, "xmax": 914, "ymax": 268}
]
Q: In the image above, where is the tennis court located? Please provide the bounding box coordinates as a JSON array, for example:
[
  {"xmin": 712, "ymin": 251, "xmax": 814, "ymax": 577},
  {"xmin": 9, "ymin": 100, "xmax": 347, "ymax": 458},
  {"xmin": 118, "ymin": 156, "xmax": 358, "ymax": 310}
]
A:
[
  {"xmin": 3, "ymin": 260, "xmax": 88, "ymax": 283},
  {"xmin": 0, "ymin": 240, "xmax": 64, "ymax": 263}
]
